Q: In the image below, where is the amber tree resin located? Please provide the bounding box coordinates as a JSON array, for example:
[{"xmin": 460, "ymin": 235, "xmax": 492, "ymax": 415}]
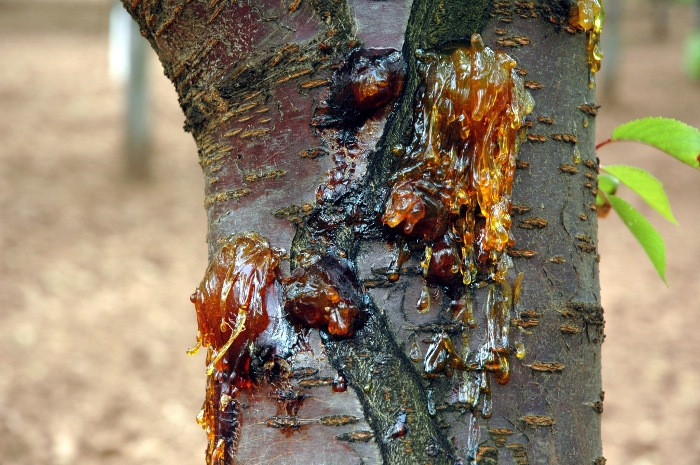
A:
[
  {"xmin": 189, "ymin": 233, "xmax": 287, "ymax": 463},
  {"xmin": 190, "ymin": 234, "xmax": 367, "ymax": 464},
  {"xmin": 569, "ymin": 0, "xmax": 605, "ymax": 85},
  {"xmin": 383, "ymin": 33, "xmax": 534, "ymax": 284},
  {"xmin": 189, "ymin": 32, "xmax": 536, "ymax": 465},
  {"xmin": 382, "ymin": 33, "xmax": 533, "ymax": 454}
]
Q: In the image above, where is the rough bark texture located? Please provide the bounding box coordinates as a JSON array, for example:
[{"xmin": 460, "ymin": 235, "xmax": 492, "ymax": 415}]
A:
[{"xmin": 123, "ymin": 0, "xmax": 603, "ymax": 464}]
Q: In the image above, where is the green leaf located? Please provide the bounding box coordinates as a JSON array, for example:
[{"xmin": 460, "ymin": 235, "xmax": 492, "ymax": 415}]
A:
[
  {"xmin": 611, "ymin": 117, "xmax": 700, "ymax": 169},
  {"xmin": 602, "ymin": 165, "xmax": 677, "ymax": 224},
  {"xmin": 598, "ymin": 172, "xmax": 619, "ymax": 195},
  {"xmin": 608, "ymin": 195, "xmax": 667, "ymax": 284}
]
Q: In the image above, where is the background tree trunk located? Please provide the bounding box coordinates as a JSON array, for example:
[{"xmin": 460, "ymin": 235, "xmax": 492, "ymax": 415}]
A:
[{"xmin": 122, "ymin": 1, "xmax": 603, "ymax": 463}]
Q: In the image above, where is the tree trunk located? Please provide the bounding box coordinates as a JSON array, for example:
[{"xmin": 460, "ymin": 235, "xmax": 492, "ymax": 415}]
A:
[{"xmin": 122, "ymin": 1, "xmax": 604, "ymax": 464}]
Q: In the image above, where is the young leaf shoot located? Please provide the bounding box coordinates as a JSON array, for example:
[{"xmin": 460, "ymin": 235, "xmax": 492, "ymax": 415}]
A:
[{"xmin": 610, "ymin": 117, "xmax": 700, "ymax": 169}]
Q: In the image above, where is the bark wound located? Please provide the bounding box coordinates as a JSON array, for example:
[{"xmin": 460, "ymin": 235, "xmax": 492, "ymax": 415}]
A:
[{"xmin": 292, "ymin": 47, "xmax": 460, "ymax": 464}]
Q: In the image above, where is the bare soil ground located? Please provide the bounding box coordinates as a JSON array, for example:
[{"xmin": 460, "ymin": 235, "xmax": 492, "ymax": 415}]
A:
[{"xmin": 0, "ymin": 1, "xmax": 698, "ymax": 464}]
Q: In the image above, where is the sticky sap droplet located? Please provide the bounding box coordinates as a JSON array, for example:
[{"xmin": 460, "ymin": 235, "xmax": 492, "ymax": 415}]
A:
[
  {"xmin": 481, "ymin": 390, "xmax": 493, "ymax": 419},
  {"xmin": 409, "ymin": 340, "xmax": 423, "ymax": 362},
  {"xmin": 420, "ymin": 245, "xmax": 433, "ymax": 276},
  {"xmin": 196, "ymin": 408, "xmax": 206, "ymax": 428},
  {"xmin": 332, "ymin": 372, "xmax": 348, "ymax": 392},
  {"xmin": 427, "ymin": 390, "xmax": 436, "ymax": 415},
  {"xmin": 417, "ymin": 285, "xmax": 431, "ymax": 313},
  {"xmin": 187, "ymin": 340, "xmax": 201, "ymax": 356}
]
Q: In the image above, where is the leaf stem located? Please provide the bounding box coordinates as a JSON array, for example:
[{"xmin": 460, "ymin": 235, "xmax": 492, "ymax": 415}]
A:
[{"xmin": 596, "ymin": 138, "xmax": 613, "ymax": 150}]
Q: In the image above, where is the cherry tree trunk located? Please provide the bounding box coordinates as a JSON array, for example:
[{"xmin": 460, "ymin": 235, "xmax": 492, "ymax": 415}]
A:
[{"xmin": 123, "ymin": 0, "xmax": 604, "ymax": 464}]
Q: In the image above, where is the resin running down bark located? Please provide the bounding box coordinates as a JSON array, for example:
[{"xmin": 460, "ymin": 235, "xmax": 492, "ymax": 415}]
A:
[
  {"xmin": 382, "ymin": 34, "xmax": 534, "ymax": 462},
  {"xmin": 569, "ymin": 0, "xmax": 605, "ymax": 86},
  {"xmin": 190, "ymin": 234, "xmax": 368, "ymax": 465},
  {"xmin": 120, "ymin": 0, "xmax": 602, "ymax": 461},
  {"xmin": 189, "ymin": 233, "xmax": 285, "ymax": 383},
  {"xmin": 189, "ymin": 233, "xmax": 289, "ymax": 464},
  {"xmin": 383, "ymin": 33, "xmax": 534, "ymax": 284}
]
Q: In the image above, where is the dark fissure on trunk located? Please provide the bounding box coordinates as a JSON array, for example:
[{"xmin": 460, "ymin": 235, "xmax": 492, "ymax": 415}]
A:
[{"xmin": 123, "ymin": 0, "xmax": 604, "ymax": 464}]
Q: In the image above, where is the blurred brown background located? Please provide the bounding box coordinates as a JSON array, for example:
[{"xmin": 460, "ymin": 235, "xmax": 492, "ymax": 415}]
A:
[{"xmin": 0, "ymin": 1, "xmax": 698, "ymax": 464}]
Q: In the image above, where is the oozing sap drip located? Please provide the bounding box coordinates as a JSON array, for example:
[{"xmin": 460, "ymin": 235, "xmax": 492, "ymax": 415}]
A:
[
  {"xmin": 482, "ymin": 281, "xmax": 512, "ymax": 386},
  {"xmin": 190, "ymin": 237, "xmax": 366, "ymax": 463},
  {"xmin": 423, "ymin": 284, "xmax": 514, "ymax": 385},
  {"xmin": 190, "ymin": 233, "xmax": 284, "ymax": 464},
  {"xmin": 569, "ymin": 0, "xmax": 605, "ymax": 86},
  {"xmin": 424, "ymin": 332, "xmax": 468, "ymax": 376},
  {"xmin": 311, "ymin": 49, "xmax": 404, "ymax": 203},
  {"xmin": 383, "ymin": 33, "xmax": 533, "ymax": 283},
  {"xmin": 383, "ymin": 31, "xmax": 531, "ymax": 372},
  {"xmin": 382, "ymin": 35, "xmax": 533, "ymax": 461}
]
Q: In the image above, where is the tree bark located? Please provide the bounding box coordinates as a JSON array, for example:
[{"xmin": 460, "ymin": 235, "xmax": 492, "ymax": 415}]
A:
[{"xmin": 123, "ymin": 1, "xmax": 604, "ymax": 464}]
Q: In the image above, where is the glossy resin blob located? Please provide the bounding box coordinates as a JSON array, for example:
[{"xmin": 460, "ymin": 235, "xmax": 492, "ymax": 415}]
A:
[
  {"xmin": 189, "ymin": 232, "xmax": 284, "ymax": 464},
  {"xmin": 284, "ymin": 250, "xmax": 365, "ymax": 337},
  {"xmin": 382, "ymin": 34, "xmax": 534, "ymax": 460},
  {"xmin": 383, "ymin": 33, "xmax": 534, "ymax": 284},
  {"xmin": 569, "ymin": 0, "xmax": 605, "ymax": 85}
]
